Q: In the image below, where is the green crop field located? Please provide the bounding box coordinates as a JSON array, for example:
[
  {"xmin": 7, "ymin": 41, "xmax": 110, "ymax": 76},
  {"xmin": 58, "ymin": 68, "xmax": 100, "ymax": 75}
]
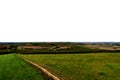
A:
[
  {"xmin": 0, "ymin": 54, "xmax": 44, "ymax": 80},
  {"xmin": 21, "ymin": 53, "xmax": 120, "ymax": 80}
]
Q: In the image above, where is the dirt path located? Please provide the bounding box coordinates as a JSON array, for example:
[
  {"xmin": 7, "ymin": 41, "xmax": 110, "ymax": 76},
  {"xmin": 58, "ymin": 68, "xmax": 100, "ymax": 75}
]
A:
[{"xmin": 24, "ymin": 59, "xmax": 60, "ymax": 80}]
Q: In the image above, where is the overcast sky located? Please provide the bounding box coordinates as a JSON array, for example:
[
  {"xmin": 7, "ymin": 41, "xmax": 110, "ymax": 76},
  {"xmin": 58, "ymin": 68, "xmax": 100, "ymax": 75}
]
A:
[{"xmin": 0, "ymin": 0, "xmax": 120, "ymax": 42}]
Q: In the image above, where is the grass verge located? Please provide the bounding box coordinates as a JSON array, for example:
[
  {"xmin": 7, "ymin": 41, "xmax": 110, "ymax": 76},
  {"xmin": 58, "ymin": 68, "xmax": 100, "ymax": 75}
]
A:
[{"xmin": 0, "ymin": 54, "xmax": 44, "ymax": 80}]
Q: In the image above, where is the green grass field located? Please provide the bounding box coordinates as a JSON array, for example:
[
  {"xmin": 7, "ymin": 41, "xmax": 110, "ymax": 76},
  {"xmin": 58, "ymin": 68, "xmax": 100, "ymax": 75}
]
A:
[
  {"xmin": 0, "ymin": 54, "xmax": 44, "ymax": 80},
  {"xmin": 21, "ymin": 53, "xmax": 120, "ymax": 80}
]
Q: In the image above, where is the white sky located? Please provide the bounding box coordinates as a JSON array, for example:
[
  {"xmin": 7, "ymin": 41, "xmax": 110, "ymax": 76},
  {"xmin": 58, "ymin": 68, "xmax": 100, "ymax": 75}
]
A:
[{"xmin": 0, "ymin": 0, "xmax": 120, "ymax": 42}]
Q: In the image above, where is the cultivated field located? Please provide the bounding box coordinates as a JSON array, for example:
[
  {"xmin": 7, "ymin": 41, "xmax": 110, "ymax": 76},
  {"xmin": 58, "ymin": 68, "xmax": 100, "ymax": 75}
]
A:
[
  {"xmin": 0, "ymin": 54, "xmax": 44, "ymax": 80},
  {"xmin": 21, "ymin": 53, "xmax": 120, "ymax": 80}
]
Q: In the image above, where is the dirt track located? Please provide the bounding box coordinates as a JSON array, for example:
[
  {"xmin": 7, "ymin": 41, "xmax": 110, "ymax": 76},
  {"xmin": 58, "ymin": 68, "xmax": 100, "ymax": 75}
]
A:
[{"xmin": 24, "ymin": 59, "xmax": 60, "ymax": 80}]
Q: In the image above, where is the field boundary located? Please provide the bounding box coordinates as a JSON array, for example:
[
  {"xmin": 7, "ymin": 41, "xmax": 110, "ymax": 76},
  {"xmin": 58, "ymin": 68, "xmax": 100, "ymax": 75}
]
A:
[{"xmin": 16, "ymin": 54, "xmax": 60, "ymax": 80}]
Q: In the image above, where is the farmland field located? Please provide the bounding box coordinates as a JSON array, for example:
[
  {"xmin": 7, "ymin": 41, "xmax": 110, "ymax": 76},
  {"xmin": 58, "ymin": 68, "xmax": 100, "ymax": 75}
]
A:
[
  {"xmin": 0, "ymin": 54, "xmax": 44, "ymax": 80},
  {"xmin": 21, "ymin": 53, "xmax": 120, "ymax": 80}
]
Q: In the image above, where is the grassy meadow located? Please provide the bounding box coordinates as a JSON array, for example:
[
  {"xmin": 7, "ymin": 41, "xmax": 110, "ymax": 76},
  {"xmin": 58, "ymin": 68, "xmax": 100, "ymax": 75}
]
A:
[
  {"xmin": 21, "ymin": 53, "xmax": 120, "ymax": 80},
  {"xmin": 0, "ymin": 54, "xmax": 44, "ymax": 80}
]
